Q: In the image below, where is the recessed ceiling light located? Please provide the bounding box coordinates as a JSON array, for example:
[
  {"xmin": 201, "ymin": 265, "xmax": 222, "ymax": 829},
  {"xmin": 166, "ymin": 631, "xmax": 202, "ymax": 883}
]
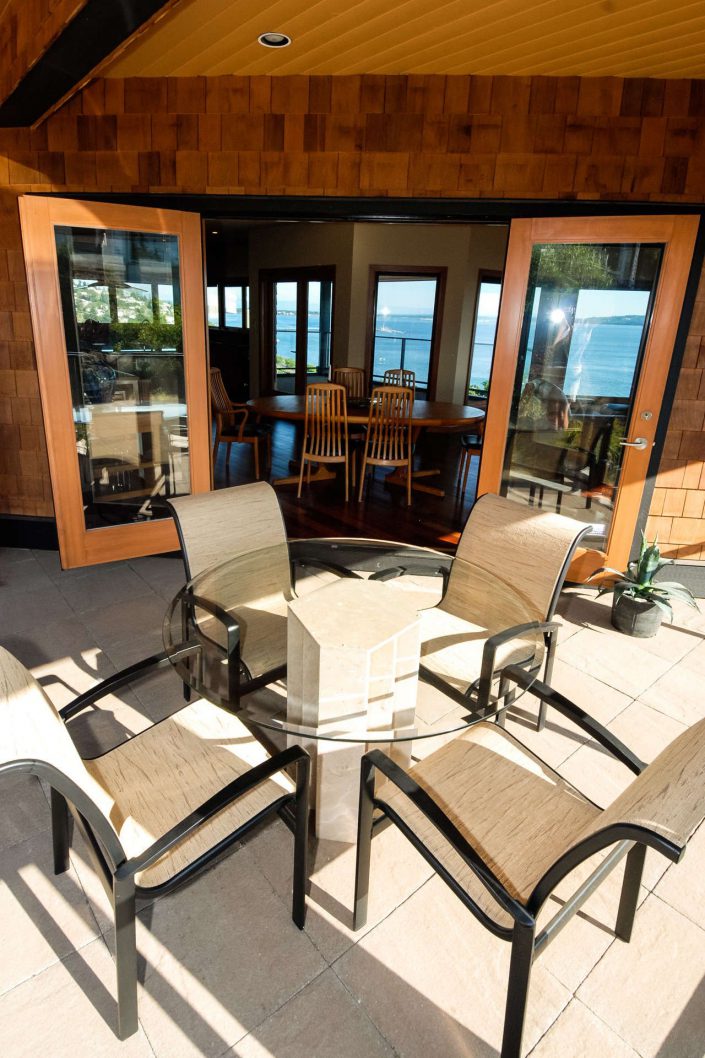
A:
[{"xmin": 258, "ymin": 31, "xmax": 291, "ymax": 48}]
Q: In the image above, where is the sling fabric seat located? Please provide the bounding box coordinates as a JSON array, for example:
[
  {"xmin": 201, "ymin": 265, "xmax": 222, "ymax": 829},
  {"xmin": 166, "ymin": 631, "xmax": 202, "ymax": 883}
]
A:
[
  {"xmin": 354, "ymin": 669, "xmax": 705, "ymax": 1058},
  {"xmin": 0, "ymin": 645, "xmax": 309, "ymax": 1040}
]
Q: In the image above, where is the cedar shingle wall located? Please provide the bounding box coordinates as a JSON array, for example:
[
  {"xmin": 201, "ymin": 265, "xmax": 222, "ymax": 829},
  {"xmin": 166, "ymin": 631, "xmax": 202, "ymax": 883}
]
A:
[
  {"xmin": 0, "ymin": 0, "xmax": 89, "ymax": 106},
  {"xmin": 0, "ymin": 73, "xmax": 704, "ymax": 550}
]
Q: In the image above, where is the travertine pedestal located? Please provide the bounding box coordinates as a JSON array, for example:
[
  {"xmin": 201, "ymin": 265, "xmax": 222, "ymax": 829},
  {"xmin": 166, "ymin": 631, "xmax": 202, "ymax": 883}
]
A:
[{"xmin": 287, "ymin": 579, "xmax": 421, "ymax": 842}]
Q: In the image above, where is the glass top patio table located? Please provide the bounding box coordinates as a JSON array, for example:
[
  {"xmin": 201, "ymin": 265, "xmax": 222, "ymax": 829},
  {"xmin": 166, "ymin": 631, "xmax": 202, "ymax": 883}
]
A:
[{"xmin": 163, "ymin": 537, "xmax": 543, "ymax": 744}]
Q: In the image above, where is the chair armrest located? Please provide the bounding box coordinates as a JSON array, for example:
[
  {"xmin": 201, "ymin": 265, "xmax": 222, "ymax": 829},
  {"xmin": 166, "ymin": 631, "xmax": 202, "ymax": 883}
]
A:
[
  {"xmin": 502, "ymin": 664, "xmax": 646, "ymax": 775},
  {"xmin": 117, "ymin": 745, "xmax": 310, "ymax": 879},
  {"xmin": 369, "ymin": 562, "xmax": 450, "ymax": 593},
  {"xmin": 291, "ymin": 556, "xmax": 363, "ymax": 590},
  {"xmin": 59, "ymin": 646, "xmax": 199, "ymax": 721},
  {"xmin": 364, "ymin": 748, "xmax": 532, "ymax": 934},
  {"xmin": 475, "ymin": 620, "xmax": 557, "ymax": 711}
]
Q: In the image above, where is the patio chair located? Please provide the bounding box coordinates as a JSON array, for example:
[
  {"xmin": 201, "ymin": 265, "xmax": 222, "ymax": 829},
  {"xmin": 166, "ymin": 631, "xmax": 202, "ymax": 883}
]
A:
[
  {"xmin": 354, "ymin": 667, "xmax": 705, "ymax": 1058},
  {"xmin": 358, "ymin": 385, "xmax": 414, "ymax": 506},
  {"xmin": 0, "ymin": 644, "xmax": 310, "ymax": 1041},
  {"xmin": 298, "ymin": 382, "xmax": 352, "ymax": 502},
  {"xmin": 210, "ymin": 366, "xmax": 270, "ymax": 479},
  {"xmin": 373, "ymin": 493, "xmax": 589, "ymax": 720},
  {"xmin": 383, "ymin": 367, "xmax": 416, "ymax": 390}
]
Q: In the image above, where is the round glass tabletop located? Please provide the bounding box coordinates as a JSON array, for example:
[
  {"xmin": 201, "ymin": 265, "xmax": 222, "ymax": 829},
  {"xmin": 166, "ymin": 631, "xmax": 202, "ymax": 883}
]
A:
[{"xmin": 163, "ymin": 537, "xmax": 544, "ymax": 744}]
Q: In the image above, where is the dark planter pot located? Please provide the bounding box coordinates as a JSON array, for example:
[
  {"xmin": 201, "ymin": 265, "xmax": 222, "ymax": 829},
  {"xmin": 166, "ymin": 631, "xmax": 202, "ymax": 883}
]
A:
[{"xmin": 611, "ymin": 594, "xmax": 663, "ymax": 638}]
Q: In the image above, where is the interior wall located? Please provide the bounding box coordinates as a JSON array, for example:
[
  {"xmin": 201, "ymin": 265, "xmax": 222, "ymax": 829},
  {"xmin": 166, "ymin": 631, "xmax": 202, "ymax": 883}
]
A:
[
  {"xmin": 347, "ymin": 222, "xmax": 508, "ymax": 401},
  {"xmin": 247, "ymin": 222, "xmax": 354, "ymax": 393},
  {"xmin": 0, "ymin": 72, "xmax": 704, "ymax": 555}
]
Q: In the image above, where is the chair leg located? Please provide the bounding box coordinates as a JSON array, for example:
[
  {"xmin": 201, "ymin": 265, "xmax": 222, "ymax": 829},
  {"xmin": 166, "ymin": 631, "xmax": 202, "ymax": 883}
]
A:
[
  {"xmin": 456, "ymin": 448, "xmax": 466, "ymax": 492},
  {"xmin": 462, "ymin": 451, "xmax": 472, "ymax": 496},
  {"xmin": 406, "ymin": 455, "xmax": 412, "ymax": 506},
  {"xmin": 344, "ymin": 453, "xmax": 349, "ymax": 502},
  {"xmin": 501, "ymin": 921, "xmax": 535, "ymax": 1058},
  {"xmin": 353, "ymin": 755, "xmax": 376, "ymax": 930},
  {"xmin": 113, "ymin": 875, "xmax": 139, "ymax": 1041},
  {"xmin": 136, "ymin": 900, "xmax": 154, "ymax": 984},
  {"xmin": 297, "ymin": 455, "xmax": 306, "ymax": 498},
  {"xmin": 357, "ymin": 452, "xmax": 368, "ymax": 502},
  {"xmin": 50, "ymin": 788, "xmax": 72, "ymax": 875},
  {"xmin": 292, "ymin": 754, "xmax": 310, "ymax": 929},
  {"xmin": 615, "ymin": 843, "xmax": 646, "ymax": 942},
  {"xmin": 536, "ymin": 631, "xmax": 557, "ymax": 732},
  {"xmin": 253, "ymin": 439, "xmax": 260, "ymax": 480}
]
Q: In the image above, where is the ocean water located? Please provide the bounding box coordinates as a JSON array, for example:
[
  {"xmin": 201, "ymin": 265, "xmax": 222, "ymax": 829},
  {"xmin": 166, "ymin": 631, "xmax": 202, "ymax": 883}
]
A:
[{"xmin": 271, "ymin": 310, "xmax": 646, "ymax": 399}]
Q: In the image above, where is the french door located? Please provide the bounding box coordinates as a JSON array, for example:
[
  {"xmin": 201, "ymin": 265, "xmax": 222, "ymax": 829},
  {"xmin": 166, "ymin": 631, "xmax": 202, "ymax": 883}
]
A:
[
  {"xmin": 20, "ymin": 197, "xmax": 211, "ymax": 568},
  {"xmin": 261, "ymin": 267, "xmax": 334, "ymax": 394},
  {"xmin": 478, "ymin": 216, "xmax": 699, "ymax": 580}
]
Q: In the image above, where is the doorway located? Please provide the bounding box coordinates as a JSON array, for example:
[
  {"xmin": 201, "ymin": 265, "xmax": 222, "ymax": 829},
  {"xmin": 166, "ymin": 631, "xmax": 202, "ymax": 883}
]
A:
[{"xmin": 261, "ymin": 267, "xmax": 335, "ymax": 395}]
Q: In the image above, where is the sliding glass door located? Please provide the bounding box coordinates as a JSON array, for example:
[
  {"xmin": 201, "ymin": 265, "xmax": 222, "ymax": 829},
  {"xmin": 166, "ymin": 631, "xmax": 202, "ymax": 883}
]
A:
[{"xmin": 20, "ymin": 197, "xmax": 211, "ymax": 568}]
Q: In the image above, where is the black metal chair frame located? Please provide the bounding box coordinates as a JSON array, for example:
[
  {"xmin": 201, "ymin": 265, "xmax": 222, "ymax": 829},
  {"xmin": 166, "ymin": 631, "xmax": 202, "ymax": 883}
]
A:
[
  {"xmin": 367, "ymin": 523, "xmax": 591, "ymax": 723},
  {"xmin": 353, "ymin": 664, "xmax": 684, "ymax": 1058},
  {"xmin": 39, "ymin": 669, "xmax": 311, "ymax": 1041}
]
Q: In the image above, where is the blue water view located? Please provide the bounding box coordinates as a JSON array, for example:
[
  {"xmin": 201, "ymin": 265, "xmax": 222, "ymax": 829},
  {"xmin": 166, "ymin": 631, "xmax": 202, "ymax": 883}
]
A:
[{"xmin": 272, "ymin": 309, "xmax": 646, "ymax": 399}]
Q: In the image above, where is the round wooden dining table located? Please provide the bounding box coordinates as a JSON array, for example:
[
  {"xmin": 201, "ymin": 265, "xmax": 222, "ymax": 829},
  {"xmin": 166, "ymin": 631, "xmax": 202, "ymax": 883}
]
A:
[{"xmin": 249, "ymin": 394, "xmax": 485, "ymax": 496}]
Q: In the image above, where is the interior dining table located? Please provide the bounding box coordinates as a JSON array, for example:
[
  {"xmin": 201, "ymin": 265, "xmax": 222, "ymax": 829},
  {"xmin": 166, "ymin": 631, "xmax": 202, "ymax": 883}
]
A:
[{"xmin": 249, "ymin": 394, "xmax": 485, "ymax": 496}]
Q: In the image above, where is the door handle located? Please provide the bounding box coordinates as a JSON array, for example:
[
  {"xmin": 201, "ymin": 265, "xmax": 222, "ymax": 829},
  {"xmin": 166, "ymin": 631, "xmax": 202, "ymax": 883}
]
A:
[{"xmin": 619, "ymin": 437, "xmax": 649, "ymax": 451}]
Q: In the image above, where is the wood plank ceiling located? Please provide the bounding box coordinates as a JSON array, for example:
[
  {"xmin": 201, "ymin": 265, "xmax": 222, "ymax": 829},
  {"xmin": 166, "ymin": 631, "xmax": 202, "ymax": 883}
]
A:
[{"xmin": 105, "ymin": 0, "xmax": 705, "ymax": 79}]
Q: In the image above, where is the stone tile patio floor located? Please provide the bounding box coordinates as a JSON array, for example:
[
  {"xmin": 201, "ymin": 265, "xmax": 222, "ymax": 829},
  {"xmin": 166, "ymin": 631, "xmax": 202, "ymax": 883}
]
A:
[{"xmin": 1, "ymin": 545, "xmax": 705, "ymax": 1058}]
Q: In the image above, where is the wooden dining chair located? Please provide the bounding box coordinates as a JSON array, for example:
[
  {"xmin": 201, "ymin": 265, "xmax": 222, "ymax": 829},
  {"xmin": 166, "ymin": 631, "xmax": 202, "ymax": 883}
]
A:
[
  {"xmin": 331, "ymin": 366, "xmax": 367, "ymax": 399},
  {"xmin": 210, "ymin": 366, "xmax": 270, "ymax": 479},
  {"xmin": 357, "ymin": 385, "xmax": 414, "ymax": 506},
  {"xmin": 383, "ymin": 367, "xmax": 416, "ymax": 390},
  {"xmin": 0, "ymin": 644, "xmax": 310, "ymax": 1041},
  {"xmin": 354, "ymin": 668, "xmax": 705, "ymax": 1058},
  {"xmin": 456, "ymin": 420, "xmax": 485, "ymax": 496},
  {"xmin": 298, "ymin": 382, "xmax": 352, "ymax": 502}
]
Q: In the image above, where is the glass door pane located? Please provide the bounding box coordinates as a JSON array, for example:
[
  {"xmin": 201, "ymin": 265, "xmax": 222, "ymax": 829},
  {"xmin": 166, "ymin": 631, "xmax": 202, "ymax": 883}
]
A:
[
  {"xmin": 55, "ymin": 226, "xmax": 191, "ymax": 531},
  {"xmin": 502, "ymin": 243, "xmax": 663, "ymax": 546},
  {"xmin": 274, "ymin": 280, "xmax": 297, "ymax": 393},
  {"xmin": 306, "ymin": 280, "xmax": 332, "ymax": 384},
  {"xmin": 371, "ymin": 275, "xmax": 439, "ymax": 392}
]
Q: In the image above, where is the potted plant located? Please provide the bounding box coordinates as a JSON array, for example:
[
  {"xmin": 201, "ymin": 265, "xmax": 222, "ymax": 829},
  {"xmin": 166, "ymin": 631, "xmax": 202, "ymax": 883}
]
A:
[{"xmin": 589, "ymin": 533, "xmax": 699, "ymax": 638}]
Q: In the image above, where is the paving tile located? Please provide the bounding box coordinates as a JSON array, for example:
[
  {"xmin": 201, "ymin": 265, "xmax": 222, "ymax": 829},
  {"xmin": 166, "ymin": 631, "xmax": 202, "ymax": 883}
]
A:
[
  {"xmin": 104, "ymin": 844, "xmax": 326, "ymax": 1058},
  {"xmin": 640, "ymin": 640, "xmax": 705, "ymax": 726},
  {"xmin": 557, "ymin": 626, "xmax": 673, "ymax": 698},
  {"xmin": 129, "ymin": 555, "xmax": 187, "ymax": 602},
  {"xmin": 57, "ymin": 565, "xmax": 155, "ymax": 615},
  {"xmin": 577, "ymin": 894, "xmax": 705, "ymax": 1057},
  {"xmin": 557, "ymin": 700, "xmax": 688, "ymax": 808},
  {"xmin": 654, "ymin": 819, "xmax": 705, "ymax": 931},
  {"xmin": 335, "ymin": 875, "xmax": 571, "ymax": 1058},
  {"xmin": 527, "ymin": 997, "xmax": 639, "ymax": 1057},
  {"xmin": 226, "ymin": 968, "xmax": 395, "ymax": 1058},
  {"xmin": 0, "ymin": 549, "xmax": 55, "ymax": 592},
  {"xmin": 0, "ymin": 829, "xmax": 102, "ymax": 995},
  {"xmin": 247, "ymin": 815, "xmax": 433, "ymax": 964},
  {"xmin": 0, "ymin": 936, "xmax": 155, "ymax": 1058},
  {"xmin": 82, "ymin": 594, "xmax": 171, "ymax": 670},
  {"xmin": 0, "ymin": 583, "xmax": 77, "ymax": 639}
]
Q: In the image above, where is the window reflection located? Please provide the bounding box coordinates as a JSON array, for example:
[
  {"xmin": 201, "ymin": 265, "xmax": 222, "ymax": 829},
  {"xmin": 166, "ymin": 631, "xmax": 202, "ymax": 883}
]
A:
[{"xmin": 56, "ymin": 226, "xmax": 190, "ymax": 531}]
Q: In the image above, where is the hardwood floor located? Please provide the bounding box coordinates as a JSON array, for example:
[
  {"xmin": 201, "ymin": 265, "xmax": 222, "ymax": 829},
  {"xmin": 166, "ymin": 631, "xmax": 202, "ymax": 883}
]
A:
[{"xmin": 213, "ymin": 420, "xmax": 479, "ymax": 552}]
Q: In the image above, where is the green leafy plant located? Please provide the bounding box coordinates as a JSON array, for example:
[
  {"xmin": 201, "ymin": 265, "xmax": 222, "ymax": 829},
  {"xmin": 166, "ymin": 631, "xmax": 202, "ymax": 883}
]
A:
[{"xmin": 589, "ymin": 532, "xmax": 698, "ymax": 621}]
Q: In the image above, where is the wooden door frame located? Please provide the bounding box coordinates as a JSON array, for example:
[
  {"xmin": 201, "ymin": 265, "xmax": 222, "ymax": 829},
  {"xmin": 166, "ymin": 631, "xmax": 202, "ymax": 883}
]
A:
[
  {"xmin": 19, "ymin": 195, "xmax": 211, "ymax": 568},
  {"xmin": 477, "ymin": 214, "xmax": 700, "ymax": 579},
  {"xmin": 364, "ymin": 264, "xmax": 446, "ymax": 399},
  {"xmin": 259, "ymin": 266, "xmax": 336, "ymax": 395}
]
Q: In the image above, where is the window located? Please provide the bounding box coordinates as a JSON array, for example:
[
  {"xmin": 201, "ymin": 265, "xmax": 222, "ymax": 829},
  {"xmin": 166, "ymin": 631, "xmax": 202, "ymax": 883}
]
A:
[
  {"xmin": 467, "ymin": 274, "xmax": 501, "ymax": 400},
  {"xmin": 261, "ymin": 268, "xmax": 334, "ymax": 394},
  {"xmin": 367, "ymin": 268, "xmax": 445, "ymax": 397},
  {"xmin": 206, "ymin": 282, "xmax": 249, "ymax": 328}
]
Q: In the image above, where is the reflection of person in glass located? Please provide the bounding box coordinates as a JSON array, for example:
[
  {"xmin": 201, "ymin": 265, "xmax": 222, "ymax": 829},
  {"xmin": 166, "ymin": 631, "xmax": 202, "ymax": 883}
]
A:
[{"xmin": 519, "ymin": 378, "xmax": 570, "ymax": 432}]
